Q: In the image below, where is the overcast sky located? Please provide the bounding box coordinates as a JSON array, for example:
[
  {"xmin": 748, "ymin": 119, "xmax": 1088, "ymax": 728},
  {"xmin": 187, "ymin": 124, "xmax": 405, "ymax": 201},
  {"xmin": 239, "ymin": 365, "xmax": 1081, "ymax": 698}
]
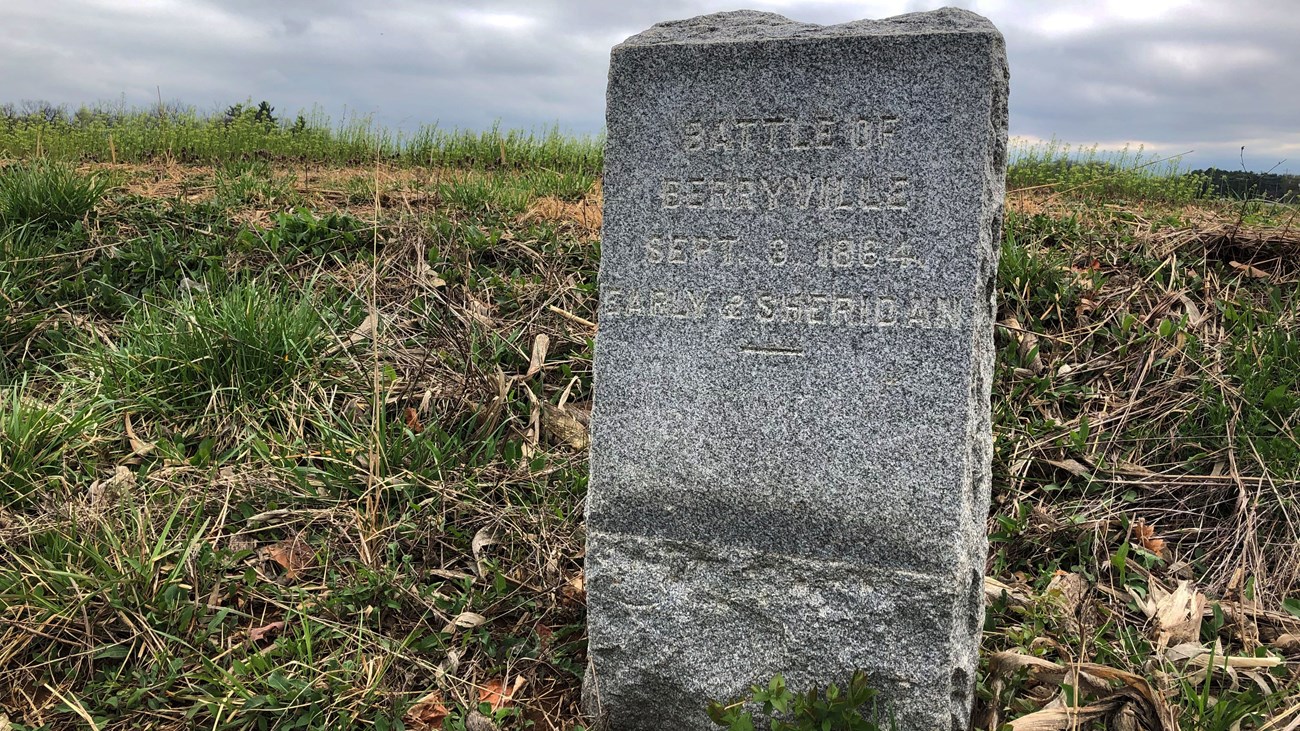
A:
[{"xmin": 3, "ymin": 0, "xmax": 1295, "ymax": 171}]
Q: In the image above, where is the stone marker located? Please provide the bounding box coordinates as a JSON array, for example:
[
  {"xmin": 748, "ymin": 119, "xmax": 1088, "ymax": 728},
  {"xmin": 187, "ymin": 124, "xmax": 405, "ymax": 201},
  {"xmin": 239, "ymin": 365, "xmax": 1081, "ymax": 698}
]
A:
[{"xmin": 586, "ymin": 8, "xmax": 1007, "ymax": 730}]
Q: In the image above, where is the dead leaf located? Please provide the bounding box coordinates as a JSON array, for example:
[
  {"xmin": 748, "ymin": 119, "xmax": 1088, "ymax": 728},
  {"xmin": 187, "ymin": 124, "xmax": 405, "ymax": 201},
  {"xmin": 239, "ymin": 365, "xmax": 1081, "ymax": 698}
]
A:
[
  {"xmin": 1168, "ymin": 639, "xmax": 1284, "ymax": 686},
  {"xmin": 466, "ymin": 294, "xmax": 495, "ymax": 327},
  {"xmin": 525, "ymin": 333, "xmax": 550, "ymax": 378},
  {"xmin": 989, "ymin": 652, "xmax": 1175, "ymax": 731},
  {"xmin": 248, "ymin": 620, "xmax": 286, "ymax": 643},
  {"xmin": 560, "ymin": 572, "xmax": 586, "ymax": 607},
  {"xmin": 541, "ymin": 402, "xmax": 590, "ymax": 451},
  {"xmin": 984, "ymin": 575, "xmax": 1032, "ymax": 607},
  {"xmin": 404, "ymin": 407, "xmax": 424, "ymax": 434},
  {"xmin": 443, "ymin": 611, "xmax": 487, "ymax": 633},
  {"xmin": 321, "ymin": 312, "xmax": 384, "ymax": 357},
  {"xmin": 1114, "ymin": 460, "xmax": 1156, "ymax": 476},
  {"xmin": 471, "ymin": 527, "xmax": 499, "ymax": 579},
  {"xmin": 1046, "ymin": 572, "xmax": 1090, "ymax": 634},
  {"xmin": 1130, "ymin": 580, "xmax": 1205, "ymax": 651},
  {"xmin": 434, "ymin": 648, "xmax": 461, "ymax": 682},
  {"xmin": 1229, "ymin": 260, "xmax": 1270, "ymax": 278},
  {"xmin": 1174, "ymin": 293, "xmax": 1205, "ymax": 329},
  {"xmin": 535, "ymin": 623, "xmax": 554, "ymax": 650},
  {"xmin": 1133, "ymin": 518, "xmax": 1167, "ymax": 556},
  {"xmin": 89, "ymin": 465, "xmax": 135, "ymax": 506},
  {"xmin": 123, "ymin": 413, "xmax": 155, "ymax": 457},
  {"xmin": 1045, "ymin": 458, "xmax": 1091, "ymax": 477},
  {"xmin": 426, "ymin": 568, "xmax": 476, "ymax": 582},
  {"xmin": 265, "ymin": 537, "xmax": 314, "ymax": 581},
  {"xmin": 405, "ymin": 690, "xmax": 451, "ymax": 730},
  {"xmin": 349, "ymin": 312, "xmax": 379, "ymax": 344},
  {"xmin": 1007, "ymin": 702, "xmax": 1121, "ymax": 731},
  {"xmin": 1272, "ymin": 634, "xmax": 1300, "ymax": 654},
  {"xmin": 479, "ymin": 676, "xmax": 526, "ymax": 711},
  {"xmin": 1076, "ymin": 295, "xmax": 1099, "ymax": 319},
  {"xmin": 1112, "ymin": 703, "xmax": 1139, "ymax": 731},
  {"xmin": 1001, "ymin": 315, "xmax": 1044, "ymax": 374},
  {"xmin": 522, "ymin": 385, "xmax": 541, "ymax": 457}
]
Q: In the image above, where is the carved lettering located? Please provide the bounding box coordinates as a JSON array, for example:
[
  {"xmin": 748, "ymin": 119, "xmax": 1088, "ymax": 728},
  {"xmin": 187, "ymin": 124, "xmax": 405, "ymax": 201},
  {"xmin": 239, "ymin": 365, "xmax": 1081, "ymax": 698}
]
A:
[
  {"xmin": 643, "ymin": 235, "xmax": 736, "ymax": 266},
  {"xmin": 661, "ymin": 176, "xmax": 909, "ymax": 211},
  {"xmin": 721, "ymin": 294, "xmax": 745, "ymax": 320},
  {"xmin": 735, "ymin": 179, "xmax": 756, "ymax": 210},
  {"xmin": 645, "ymin": 234, "xmax": 933, "ymax": 270},
  {"xmin": 604, "ymin": 288, "xmax": 624, "ymax": 316},
  {"xmin": 818, "ymin": 239, "xmax": 922, "ymax": 269},
  {"xmin": 851, "ymin": 114, "xmax": 899, "ymax": 149},
  {"xmin": 876, "ymin": 296, "xmax": 897, "ymax": 326},
  {"xmin": 668, "ymin": 237, "xmax": 688, "ymax": 263},
  {"xmin": 602, "ymin": 289, "xmax": 714, "ymax": 320},
  {"xmin": 769, "ymin": 239, "xmax": 788, "ymax": 266},
  {"xmin": 661, "ymin": 179, "xmax": 681, "ymax": 209},
  {"xmin": 683, "ymin": 114, "xmax": 900, "ymax": 153},
  {"xmin": 684, "ymin": 121, "xmax": 704, "ymax": 151},
  {"xmin": 603, "ymin": 288, "xmax": 967, "ymax": 329},
  {"xmin": 685, "ymin": 178, "xmax": 706, "ymax": 208}
]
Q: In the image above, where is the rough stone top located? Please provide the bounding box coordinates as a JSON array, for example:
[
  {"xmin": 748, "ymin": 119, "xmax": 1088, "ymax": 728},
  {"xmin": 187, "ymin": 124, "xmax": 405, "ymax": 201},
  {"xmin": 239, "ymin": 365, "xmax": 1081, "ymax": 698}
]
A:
[{"xmin": 617, "ymin": 7, "xmax": 1000, "ymax": 48}]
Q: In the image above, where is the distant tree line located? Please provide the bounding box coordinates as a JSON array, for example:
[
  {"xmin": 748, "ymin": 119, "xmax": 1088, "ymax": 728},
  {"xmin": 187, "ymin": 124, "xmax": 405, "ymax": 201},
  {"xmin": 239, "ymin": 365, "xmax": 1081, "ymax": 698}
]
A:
[{"xmin": 1190, "ymin": 169, "xmax": 1300, "ymax": 201}]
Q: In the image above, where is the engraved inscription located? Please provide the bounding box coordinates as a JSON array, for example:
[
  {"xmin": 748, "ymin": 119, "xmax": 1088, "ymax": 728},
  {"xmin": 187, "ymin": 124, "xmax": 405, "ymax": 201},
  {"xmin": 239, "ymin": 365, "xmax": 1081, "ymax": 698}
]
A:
[
  {"xmin": 644, "ymin": 235, "xmax": 737, "ymax": 265},
  {"xmin": 740, "ymin": 344, "xmax": 806, "ymax": 356},
  {"xmin": 683, "ymin": 115, "xmax": 900, "ymax": 153},
  {"xmin": 604, "ymin": 288, "xmax": 966, "ymax": 330},
  {"xmin": 768, "ymin": 239, "xmax": 788, "ymax": 266},
  {"xmin": 817, "ymin": 239, "xmax": 924, "ymax": 269},
  {"xmin": 661, "ymin": 175, "xmax": 909, "ymax": 211},
  {"xmin": 603, "ymin": 288, "xmax": 711, "ymax": 320},
  {"xmin": 640, "ymin": 233, "xmax": 927, "ymax": 270}
]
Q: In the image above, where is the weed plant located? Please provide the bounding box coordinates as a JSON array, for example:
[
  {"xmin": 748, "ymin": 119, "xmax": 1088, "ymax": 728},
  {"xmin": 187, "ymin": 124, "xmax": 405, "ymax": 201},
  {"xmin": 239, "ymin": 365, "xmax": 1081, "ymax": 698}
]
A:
[
  {"xmin": 91, "ymin": 281, "xmax": 358, "ymax": 420},
  {"xmin": 0, "ymin": 102, "xmax": 603, "ymax": 173},
  {"xmin": 1008, "ymin": 138, "xmax": 1207, "ymax": 204},
  {"xmin": 708, "ymin": 672, "xmax": 891, "ymax": 731},
  {"xmin": 0, "ymin": 132, "xmax": 1296, "ymax": 729},
  {"xmin": 0, "ymin": 159, "xmax": 110, "ymax": 230},
  {"xmin": 0, "ymin": 376, "xmax": 103, "ymax": 508}
]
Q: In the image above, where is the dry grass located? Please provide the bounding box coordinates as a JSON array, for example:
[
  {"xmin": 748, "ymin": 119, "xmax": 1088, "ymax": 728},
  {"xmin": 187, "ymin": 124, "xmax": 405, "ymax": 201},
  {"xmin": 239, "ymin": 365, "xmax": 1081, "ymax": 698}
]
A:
[{"xmin": 1, "ymin": 161, "xmax": 1297, "ymax": 730}]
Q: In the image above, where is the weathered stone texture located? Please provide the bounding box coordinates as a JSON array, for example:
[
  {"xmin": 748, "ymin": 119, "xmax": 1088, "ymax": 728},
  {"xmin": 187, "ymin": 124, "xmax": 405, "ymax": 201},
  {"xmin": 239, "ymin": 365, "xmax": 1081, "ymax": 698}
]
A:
[{"xmin": 586, "ymin": 8, "xmax": 1008, "ymax": 730}]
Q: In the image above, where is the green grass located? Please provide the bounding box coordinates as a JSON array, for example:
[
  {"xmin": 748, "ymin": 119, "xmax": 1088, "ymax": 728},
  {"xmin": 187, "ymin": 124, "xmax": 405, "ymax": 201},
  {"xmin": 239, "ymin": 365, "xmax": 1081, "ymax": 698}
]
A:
[
  {"xmin": 0, "ymin": 160, "xmax": 112, "ymax": 231},
  {"xmin": 1009, "ymin": 138, "xmax": 1208, "ymax": 204},
  {"xmin": 89, "ymin": 281, "xmax": 359, "ymax": 422},
  {"xmin": 0, "ymin": 129, "xmax": 1297, "ymax": 730},
  {"xmin": 0, "ymin": 163, "xmax": 112, "ymax": 366},
  {"xmin": 0, "ymin": 103, "xmax": 602, "ymax": 173},
  {"xmin": 0, "ymin": 376, "xmax": 105, "ymax": 508}
]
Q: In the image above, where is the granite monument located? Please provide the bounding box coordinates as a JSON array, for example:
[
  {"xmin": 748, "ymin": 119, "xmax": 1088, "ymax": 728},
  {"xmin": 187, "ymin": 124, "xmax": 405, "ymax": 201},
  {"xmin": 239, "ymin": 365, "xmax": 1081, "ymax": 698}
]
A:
[{"xmin": 586, "ymin": 8, "xmax": 1008, "ymax": 730}]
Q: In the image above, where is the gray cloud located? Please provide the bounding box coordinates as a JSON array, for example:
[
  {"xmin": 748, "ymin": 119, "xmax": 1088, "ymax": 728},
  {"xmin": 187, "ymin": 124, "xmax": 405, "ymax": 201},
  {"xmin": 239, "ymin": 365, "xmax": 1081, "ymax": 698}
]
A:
[{"xmin": 1, "ymin": 0, "xmax": 1294, "ymax": 170}]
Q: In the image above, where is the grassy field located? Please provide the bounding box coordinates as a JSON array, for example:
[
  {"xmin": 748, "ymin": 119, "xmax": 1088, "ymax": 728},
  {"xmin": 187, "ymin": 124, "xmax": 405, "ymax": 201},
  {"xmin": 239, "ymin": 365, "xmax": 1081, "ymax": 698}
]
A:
[{"xmin": 1, "ymin": 114, "xmax": 1298, "ymax": 730}]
